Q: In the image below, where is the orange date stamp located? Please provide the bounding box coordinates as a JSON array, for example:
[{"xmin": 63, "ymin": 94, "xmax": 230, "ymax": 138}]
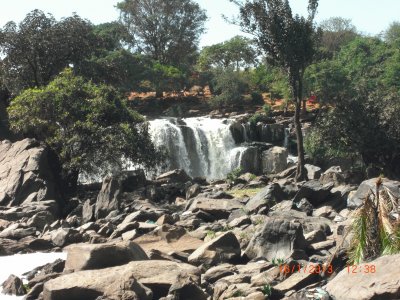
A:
[
  {"xmin": 346, "ymin": 264, "xmax": 376, "ymax": 274},
  {"xmin": 279, "ymin": 264, "xmax": 333, "ymax": 274}
]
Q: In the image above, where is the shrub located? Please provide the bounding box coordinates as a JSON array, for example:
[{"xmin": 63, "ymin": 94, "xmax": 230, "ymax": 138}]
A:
[{"xmin": 251, "ymin": 91, "xmax": 264, "ymax": 104}]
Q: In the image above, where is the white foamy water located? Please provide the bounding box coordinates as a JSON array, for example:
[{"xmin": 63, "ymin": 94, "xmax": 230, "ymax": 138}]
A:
[{"xmin": 0, "ymin": 252, "xmax": 67, "ymax": 299}]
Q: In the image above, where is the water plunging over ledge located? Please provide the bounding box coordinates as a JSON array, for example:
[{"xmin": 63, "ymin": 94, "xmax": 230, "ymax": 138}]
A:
[{"xmin": 148, "ymin": 117, "xmax": 247, "ymax": 179}]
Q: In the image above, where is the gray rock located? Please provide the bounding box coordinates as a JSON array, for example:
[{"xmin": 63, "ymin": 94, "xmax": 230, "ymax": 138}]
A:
[
  {"xmin": 325, "ymin": 254, "xmax": 400, "ymax": 300},
  {"xmin": 156, "ymin": 169, "xmax": 191, "ymax": 184},
  {"xmin": 0, "ymin": 139, "xmax": 59, "ymax": 207},
  {"xmin": 27, "ymin": 210, "xmax": 55, "ymax": 230},
  {"xmin": 305, "ymin": 164, "xmax": 322, "ymax": 180},
  {"xmin": 82, "ymin": 200, "xmax": 95, "ymax": 224},
  {"xmin": 1, "ymin": 274, "xmax": 26, "ymax": 296},
  {"xmin": 188, "ymin": 231, "xmax": 241, "ymax": 266},
  {"xmin": 64, "ymin": 241, "xmax": 148, "ymax": 271},
  {"xmin": 244, "ymin": 218, "xmax": 307, "ymax": 261},
  {"xmin": 94, "ymin": 176, "xmax": 122, "ymax": 220},
  {"xmin": 347, "ymin": 177, "xmax": 400, "ymax": 209},
  {"xmin": 320, "ymin": 166, "xmax": 345, "ymax": 186},
  {"xmin": 187, "ymin": 198, "xmax": 243, "ymax": 220},
  {"xmin": 44, "ymin": 260, "xmax": 200, "ymax": 300},
  {"xmin": 186, "ymin": 184, "xmax": 201, "ymax": 199},
  {"xmin": 50, "ymin": 228, "xmax": 82, "ymax": 247},
  {"xmin": 0, "ymin": 224, "xmax": 36, "ymax": 239},
  {"xmin": 259, "ymin": 123, "xmax": 285, "ymax": 143},
  {"xmin": 262, "ymin": 146, "xmax": 288, "ymax": 174},
  {"xmin": 245, "ymin": 183, "xmax": 285, "ymax": 214},
  {"xmin": 293, "ymin": 180, "xmax": 334, "ymax": 206}
]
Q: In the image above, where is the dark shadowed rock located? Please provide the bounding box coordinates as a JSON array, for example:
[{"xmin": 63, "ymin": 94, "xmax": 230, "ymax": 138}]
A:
[
  {"xmin": 292, "ymin": 180, "xmax": 334, "ymax": 206},
  {"xmin": 244, "ymin": 218, "xmax": 307, "ymax": 261},
  {"xmin": 1, "ymin": 274, "xmax": 26, "ymax": 296}
]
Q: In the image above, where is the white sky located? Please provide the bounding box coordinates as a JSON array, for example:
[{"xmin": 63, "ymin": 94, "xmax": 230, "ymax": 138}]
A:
[{"xmin": 0, "ymin": 0, "xmax": 398, "ymax": 47}]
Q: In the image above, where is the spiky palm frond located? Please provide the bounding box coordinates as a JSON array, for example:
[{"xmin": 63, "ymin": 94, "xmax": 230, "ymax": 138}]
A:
[{"xmin": 348, "ymin": 178, "xmax": 400, "ymax": 264}]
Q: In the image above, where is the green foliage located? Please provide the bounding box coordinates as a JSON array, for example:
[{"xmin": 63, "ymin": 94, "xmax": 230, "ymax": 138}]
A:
[
  {"xmin": 249, "ymin": 113, "xmax": 269, "ymax": 126},
  {"xmin": 117, "ymin": 0, "xmax": 207, "ymax": 68},
  {"xmin": 384, "ymin": 21, "xmax": 400, "ymax": 44},
  {"xmin": 348, "ymin": 184, "xmax": 400, "ymax": 264},
  {"xmin": 210, "ymin": 68, "xmax": 248, "ymax": 107},
  {"xmin": 197, "ymin": 35, "xmax": 257, "ymax": 71},
  {"xmin": 271, "ymin": 257, "xmax": 285, "ymax": 266},
  {"xmin": 0, "ymin": 10, "xmax": 96, "ymax": 94},
  {"xmin": 227, "ymin": 167, "xmax": 243, "ymax": 184},
  {"xmin": 263, "ymin": 103, "xmax": 272, "ymax": 115},
  {"xmin": 7, "ymin": 69, "xmax": 161, "ymax": 187},
  {"xmin": 261, "ymin": 284, "xmax": 272, "ymax": 297},
  {"xmin": 306, "ymin": 36, "xmax": 400, "ymax": 175}
]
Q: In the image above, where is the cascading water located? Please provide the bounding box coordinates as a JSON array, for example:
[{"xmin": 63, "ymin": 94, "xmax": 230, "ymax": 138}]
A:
[{"xmin": 149, "ymin": 117, "xmax": 247, "ymax": 179}]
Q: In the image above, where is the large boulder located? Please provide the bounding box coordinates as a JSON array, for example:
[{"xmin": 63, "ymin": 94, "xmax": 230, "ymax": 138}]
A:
[
  {"xmin": 188, "ymin": 231, "xmax": 241, "ymax": 266},
  {"xmin": 325, "ymin": 254, "xmax": 400, "ymax": 300},
  {"xmin": 1, "ymin": 274, "xmax": 26, "ymax": 296},
  {"xmin": 94, "ymin": 176, "xmax": 122, "ymax": 220},
  {"xmin": 43, "ymin": 260, "xmax": 200, "ymax": 300},
  {"xmin": 236, "ymin": 146, "xmax": 261, "ymax": 175},
  {"xmin": 245, "ymin": 183, "xmax": 285, "ymax": 214},
  {"xmin": 0, "ymin": 139, "xmax": 59, "ymax": 207},
  {"xmin": 347, "ymin": 177, "xmax": 400, "ymax": 209},
  {"xmin": 259, "ymin": 123, "xmax": 285, "ymax": 143},
  {"xmin": 64, "ymin": 241, "xmax": 148, "ymax": 271},
  {"xmin": 244, "ymin": 217, "xmax": 307, "ymax": 261},
  {"xmin": 292, "ymin": 180, "xmax": 334, "ymax": 206},
  {"xmin": 262, "ymin": 146, "xmax": 288, "ymax": 174},
  {"xmin": 186, "ymin": 198, "xmax": 243, "ymax": 220},
  {"xmin": 156, "ymin": 169, "xmax": 191, "ymax": 184}
]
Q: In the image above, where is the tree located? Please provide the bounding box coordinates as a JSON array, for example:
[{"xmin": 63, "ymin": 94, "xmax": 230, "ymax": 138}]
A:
[
  {"xmin": 0, "ymin": 10, "xmax": 96, "ymax": 94},
  {"xmin": 232, "ymin": 0, "xmax": 320, "ymax": 180},
  {"xmin": 384, "ymin": 21, "xmax": 400, "ymax": 44},
  {"xmin": 198, "ymin": 35, "xmax": 258, "ymax": 71},
  {"xmin": 319, "ymin": 17, "xmax": 358, "ymax": 56},
  {"xmin": 7, "ymin": 69, "xmax": 162, "ymax": 193},
  {"xmin": 117, "ymin": 0, "xmax": 207, "ymax": 68}
]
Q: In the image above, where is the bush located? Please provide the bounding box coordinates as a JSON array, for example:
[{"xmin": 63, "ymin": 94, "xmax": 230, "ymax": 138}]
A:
[
  {"xmin": 227, "ymin": 167, "xmax": 243, "ymax": 184},
  {"xmin": 249, "ymin": 113, "xmax": 269, "ymax": 126},
  {"xmin": 263, "ymin": 103, "xmax": 272, "ymax": 116},
  {"xmin": 251, "ymin": 91, "xmax": 264, "ymax": 104}
]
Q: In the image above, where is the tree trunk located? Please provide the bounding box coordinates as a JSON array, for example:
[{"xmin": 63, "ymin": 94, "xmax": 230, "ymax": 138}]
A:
[
  {"xmin": 292, "ymin": 75, "xmax": 306, "ymax": 181},
  {"xmin": 294, "ymin": 99, "xmax": 306, "ymax": 181},
  {"xmin": 155, "ymin": 88, "xmax": 163, "ymax": 98},
  {"xmin": 302, "ymin": 99, "xmax": 307, "ymax": 114}
]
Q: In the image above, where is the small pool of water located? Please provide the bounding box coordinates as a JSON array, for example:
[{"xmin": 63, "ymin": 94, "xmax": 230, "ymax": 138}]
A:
[{"xmin": 0, "ymin": 252, "xmax": 67, "ymax": 299}]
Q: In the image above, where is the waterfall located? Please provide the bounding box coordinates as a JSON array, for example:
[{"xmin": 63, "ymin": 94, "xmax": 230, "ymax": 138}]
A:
[{"xmin": 149, "ymin": 117, "xmax": 247, "ymax": 179}]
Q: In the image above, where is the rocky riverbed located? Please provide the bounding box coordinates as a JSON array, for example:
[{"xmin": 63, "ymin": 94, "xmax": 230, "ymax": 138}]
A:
[{"xmin": 1, "ymin": 139, "xmax": 400, "ymax": 300}]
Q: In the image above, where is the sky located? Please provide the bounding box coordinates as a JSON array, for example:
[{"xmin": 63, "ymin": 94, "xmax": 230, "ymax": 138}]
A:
[{"xmin": 0, "ymin": 0, "xmax": 399, "ymax": 48}]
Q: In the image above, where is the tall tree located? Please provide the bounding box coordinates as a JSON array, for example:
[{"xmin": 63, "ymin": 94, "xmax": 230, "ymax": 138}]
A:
[
  {"xmin": 232, "ymin": 0, "xmax": 320, "ymax": 181},
  {"xmin": 0, "ymin": 10, "xmax": 96, "ymax": 94},
  {"xmin": 384, "ymin": 21, "xmax": 400, "ymax": 44},
  {"xmin": 198, "ymin": 35, "xmax": 258, "ymax": 71},
  {"xmin": 117, "ymin": 0, "xmax": 207, "ymax": 68},
  {"xmin": 319, "ymin": 17, "xmax": 358, "ymax": 56}
]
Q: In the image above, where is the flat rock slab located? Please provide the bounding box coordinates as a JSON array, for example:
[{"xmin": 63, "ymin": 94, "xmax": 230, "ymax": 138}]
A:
[
  {"xmin": 64, "ymin": 241, "xmax": 148, "ymax": 271},
  {"xmin": 134, "ymin": 233, "xmax": 203, "ymax": 254},
  {"xmin": 325, "ymin": 254, "xmax": 400, "ymax": 300},
  {"xmin": 43, "ymin": 260, "xmax": 200, "ymax": 300},
  {"xmin": 187, "ymin": 198, "xmax": 243, "ymax": 220}
]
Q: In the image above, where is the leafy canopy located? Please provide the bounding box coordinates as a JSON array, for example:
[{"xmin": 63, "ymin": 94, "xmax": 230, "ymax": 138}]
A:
[{"xmin": 7, "ymin": 69, "xmax": 161, "ymax": 178}]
